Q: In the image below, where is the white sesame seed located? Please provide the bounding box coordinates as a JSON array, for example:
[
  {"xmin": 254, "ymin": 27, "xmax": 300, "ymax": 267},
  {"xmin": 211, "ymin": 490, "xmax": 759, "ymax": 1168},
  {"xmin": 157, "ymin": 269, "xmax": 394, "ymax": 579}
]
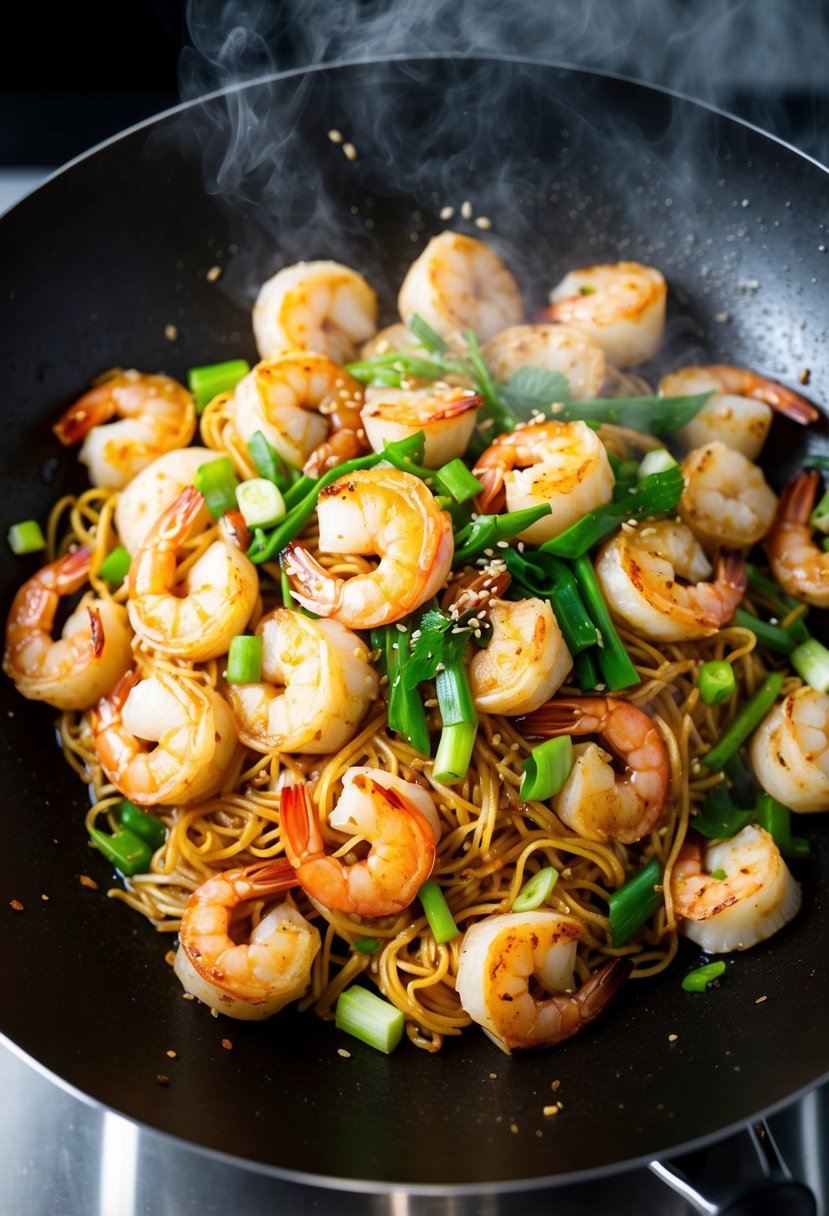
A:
[
  {"xmin": 475, "ymin": 216, "xmax": 492, "ymax": 230},
  {"xmin": 328, "ymin": 129, "xmax": 344, "ymax": 143},
  {"xmin": 440, "ymin": 205, "xmax": 455, "ymax": 220},
  {"xmin": 460, "ymin": 200, "xmax": 473, "ymax": 219},
  {"xmin": 343, "ymin": 143, "xmax": 358, "ymax": 161}
]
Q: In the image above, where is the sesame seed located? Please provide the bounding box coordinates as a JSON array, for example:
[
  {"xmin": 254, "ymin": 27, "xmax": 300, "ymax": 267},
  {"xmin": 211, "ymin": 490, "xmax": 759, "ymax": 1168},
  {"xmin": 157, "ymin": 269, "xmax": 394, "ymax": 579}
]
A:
[
  {"xmin": 755, "ymin": 995, "xmax": 768, "ymax": 1004},
  {"xmin": 328, "ymin": 129, "xmax": 344, "ymax": 144},
  {"xmin": 440, "ymin": 205, "xmax": 455, "ymax": 220},
  {"xmin": 164, "ymin": 324, "xmax": 178, "ymax": 341},
  {"xmin": 166, "ymin": 1049, "xmax": 177, "ymax": 1058},
  {"xmin": 343, "ymin": 143, "xmax": 358, "ymax": 161},
  {"xmin": 475, "ymin": 216, "xmax": 492, "ymax": 230},
  {"xmin": 668, "ymin": 1033, "xmax": 678, "ymax": 1042},
  {"xmin": 543, "ymin": 1105, "xmax": 559, "ymax": 1117},
  {"xmin": 206, "ymin": 265, "xmax": 222, "ymax": 282},
  {"xmin": 460, "ymin": 200, "xmax": 473, "ymax": 219},
  {"xmin": 156, "ymin": 1074, "xmax": 170, "ymax": 1087},
  {"xmin": 338, "ymin": 1048, "xmax": 352, "ymax": 1058}
]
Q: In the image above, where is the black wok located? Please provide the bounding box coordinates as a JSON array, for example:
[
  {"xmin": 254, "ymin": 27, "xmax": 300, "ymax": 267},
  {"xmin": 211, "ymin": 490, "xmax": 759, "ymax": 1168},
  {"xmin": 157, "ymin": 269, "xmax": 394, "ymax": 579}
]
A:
[{"xmin": 1, "ymin": 56, "xmax": 827, "ymax": 1192}]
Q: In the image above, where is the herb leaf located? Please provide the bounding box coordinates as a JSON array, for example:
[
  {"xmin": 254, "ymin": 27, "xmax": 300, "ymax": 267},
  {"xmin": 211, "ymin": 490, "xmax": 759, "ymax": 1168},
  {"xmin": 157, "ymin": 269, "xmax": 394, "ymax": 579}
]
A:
[{"xmin": 499, "ymin": 366, "xmax": 572, "ymax": 419}]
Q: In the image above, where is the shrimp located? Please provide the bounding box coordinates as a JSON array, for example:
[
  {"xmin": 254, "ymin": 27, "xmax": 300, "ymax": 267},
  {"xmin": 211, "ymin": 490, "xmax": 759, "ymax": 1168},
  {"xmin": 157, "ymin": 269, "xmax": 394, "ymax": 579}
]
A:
[
  {"xmin": 595, "ymin": 519, "xmax": 747, "ymax": 642},
  {"xmin": 360, "ymin": 384, "xmax": 482, "ymax": 468},
  {"xmin": 360, "ymin": 323, "xmax": 420, "ymax": 359},
  {"xmin": 231, "ymin": 353, "xmax": 368, "ymax": 477},
  {"xmin": 280, "ymin": 776, "xmax": 436, "ymax": 917},
  {"xmin": 397, "ymin": 231, "xmax": 523, "ymax": 343},
  {"xmin": 282, "ymin": 467, "xmax": 453, "ymax": 629},
  {"xmin": 226, "ymin": 609, "xmax": 378, "ymax": 755},
  {"xmin": 482, "ymin": 323, "xmax": 606, "ymax": 401},
  {"xmin": 127, "ymin": 486, "xmax": 258, "ymax": 662},
  {"xmin": 472, "ymin": 419, "xmax": 614, "ymax": 542},
  {"xmin": 662, "ymin": 365, "xmax": 817, "ymax": 457},
  {"xmin": 750, "ymin": 687, "xmax": 829, "ymax": 812},
  {"xmin": 671, "ymin": 826, "xmax": 801, "ymax": 953},
  {"xmin": 679, "ymin": 441, "xmax": 778, "ymax": 552},
  {"xmin": 52, "ymin": 370, "xmax": 196, "ymax": 490},
  {"xmin": 91, "ymin": 667, "xmax": 238, "ymax": 805},
  {"xmin": 539, "ymin": 261, "xmax": 666, "ymax": 367},
  {"xmin": 114, "ymin": 447, "xmax": 214, "ymax": 555},
  {"xmin": 3, "ymin": 548, "xmax": 133, "ymax": 710},
  {"xmin": 252, "ymin": 260, "xmax": 378, "ymax": 364},
  {"xmin": 455, "ymin": 911, "xmax": 632, "ymax": 1052},
  {"xmin": 765, "ymin": 470, "xmax": 829, "ymax": 606},
  {"xmin": 520, "ymin": 696, "xmax": 670, "ymax": 843},
  {"xmin": 174, "ymin": 860, "xmax": 319, "ymax": 1020},
  {"xmin": 333, "ymin": 766, "xmax": 441, "ymax": 842},
  {"xmin": 468, "ymin": 597, "xmax": 572, "ymax": 716}
]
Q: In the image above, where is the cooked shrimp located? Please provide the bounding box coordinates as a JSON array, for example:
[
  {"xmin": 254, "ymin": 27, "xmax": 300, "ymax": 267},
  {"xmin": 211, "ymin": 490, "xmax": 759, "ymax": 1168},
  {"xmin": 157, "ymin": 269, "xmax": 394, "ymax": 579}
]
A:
[
  {"xmin": 468, "ymin": 598, "xmax": 572, "ymax": 716},
  {"xmin": 114, "ymin": 446, "xmax": 214, "ymax": 554},
  {"xmin": 750, "ymin": 687, "xmax": 829, "ymax": 812},
  {"xmin": 280, "ymin": 776, "xmax": 436, "ymax": 917},
  {"xmin": 679, "ymin": 441, "xmax": 778, "ymax": 551},
  {"xmin": 231, "ymin": 353, "xmax": 368, "ymax": 477},
  {"xmin": 482, "ymin": 323, "xmax": 606, "ymax": 400},
  {"xmin": 53, "ymin": 370, "xmax": 196, "ymax": 489},
  {"xmin": 455, "ymin": 911, "xmax": 632, "ymax": 1051},
  {"xmin": 91, "ymin": 667, "xmax": 238, "ymax": 805},
  {"xmin": 252, "ymin": 260, "xmax": 378, "ymax": 364},
  {"xmin": 127, "ymin": 486, "xmax": 258, "ymax": 661},
  {"xmin": 671, "ymin": 826, "xmax": 801, "ymax": 953},
  {"xmin": 174, "ymin": 861, "xmax": 319, "ymax": 1020},
  {"xmin": 520, "ymin": 696, "xmax": 670, "ymax": 843},
  {"xmin": 226, "ymin": 609, "xmax": 378, "ymax": 755},
  {"xmin": 332, "ymin": 766, "xmax": 441, "ymax": 842},
  {"xmin": 397, "ymin": 231, "xmax": 523, "ymax": 343},
  {"xmin": 472, "ymin": 419, "xmax": 614, "ymax": 542},
  {"xmin": 3, "ymin": 548, "xmax": 133, "ymax": 710},
  {"xmin": 360, "ymin": 384, "xmax": 481, "ymax": 467},
  {"xmin": 360, "ymin": 323, "xmax": 420, "ymax": 359},
  {"xmin": 595, "ymin": 519, "xmax": 746, "ymax": 642},
  {"xmin": 662, "ymin": 365, "xmax": 817, "ymax": 457},
  {"xmin": 540, "ymin": 262, "xmax": 666, "ymax": 367},
  {"xmin": 765, "ymin": 470, "xmax": 829, "ymax": 606},
  {"xmin": 282, "ymin": 467, "xmax": 453, "ymax": 629}
]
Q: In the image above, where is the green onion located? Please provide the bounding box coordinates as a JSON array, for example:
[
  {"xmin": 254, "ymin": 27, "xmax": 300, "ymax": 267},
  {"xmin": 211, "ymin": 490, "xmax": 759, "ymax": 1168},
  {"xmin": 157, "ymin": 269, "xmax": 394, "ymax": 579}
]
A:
[
  {"xmin": 512, "ymin": 866, "xmax": 559, "ymax": 912},
  {"xmin": 702, "ymin": 671, "xmax": 784, "ymax": 772},
  {"xmin": 352, "ymin": 937, "xmax": 381, "ymax": 954},
  {"xmin": 571, "ymin": 555, "xmax": 640, "ymax": 692},
  {"xmin": 499, "ymin": 549, "xmax": 598, "ymax": 655},
  {"xmin": 756, "ymin": 793, "xmax": 811, "ymax": 859},
  {"xmin": 236, "ymin": 478, "xmax": 286, "ymax": 529},
  {"xmin": 89, "ymin": 826, "xmax": 153, "ymax": 877},
  {"xmin": 609, "ymin": 856, "xmax": 663, "ymax": 947},
  {"xmin": 610, "ymin": 456, "xmax": 641, "ymax": 498},
  {"xmin": 247, "ymin": 430, "xmax": 297, "ymax": 492},
  {"xmin": 692, "ymin": 783, "xmax": 753, "ymax": 839},
  {"xmin": 731, "ymin": 608, "xmax": 797, "ymax": 655},
  {"xmin": 335, "ymin": 986, "xmax": 405, "ymax": 1054},
  {"xmin": 551, "ymin": 392, "xmax": 711, "ymax": 435},
  {"xmin": 791, "ymin": 637, "xmax": 829, "ymax": 693},
  {"xmin": 409, "ymin": 313, "xmax": 449, "ymax": 355},
  {"xmin": 97, "ymin": 545, "xmax": 131, "ymax": 586},
  {"xmin": 521, "ymin": 737, "xmax": 574, "ymax": 801},
  {"xmin": 434, "ymin": 459, "xmax": 483, "ymax": 503},
  {"xmin": 432, "ymin": 718, "xmax": 477, "ymax": 786},
  {"xmin": 452, "ymin": 504, "xmax": 551, "ymax": 566},
  {"xmin": 432, "ymin": 652, "xmax": 478, "ymax": 784},
  {"xmin": 419, "ymin": 877, "xmax": 460, "ymax": 944},
  {"xmin": 194, "ymin": 456, "xmax": 239, "ymax": 519},
  {"xmin": 7, "ymin": 519, "xmax": 46, "ymax": 555},
  {"xmin": 746, "ymin": 563, "xmax": 798, "ymax": 613},
  {"xmin": 465, "ymin": 330, "xmax": 515, "ymax": 433},
  {"xmin": 698, "ymin": 660, "xmax": 737, "ymax": 706},
  {"xmin": 723, "ymin": 752, "xmax": 758, "ymax": 808},
  {"xmin": 117, "ymin": 800, "xmax": 166, "ymax": 849},
  {"xmin": 573, "ymin": 648, "xmax": 601, "ymax": 692},
  {"xmin": 540, "ymin": 465, "xmax": 684, "ymax": 559},
  {"xmin": 384, "ymin": 621, "xmax": 430, "ymax": 757},
  {"xmin": 809, "ymin": 487, "xmax": 829, "ymax": 533},
  {"xmin": 681, "ymin": 962, "xmax": 726, "ymax": 992},
  {"xmin": 638, "ymin": 448, "xmax": 678, "ymax": 479},
  {"xmin": 226, "ymin": 635, "xmax": 263, "ymax": 684},
  {"xmin": 283, "ymin": 473, "xmax": 318, "ymax": 509},
  {"xmin": 280, "ymin": 567, "xmax": 295, "ymax": 609},
  {"xmin": 710, "ymin": 869, "xmax": 727, "ymax": 880},
  {"xmin": 187, "ymin": 359, "xmax": 250, "ymax": 413}
]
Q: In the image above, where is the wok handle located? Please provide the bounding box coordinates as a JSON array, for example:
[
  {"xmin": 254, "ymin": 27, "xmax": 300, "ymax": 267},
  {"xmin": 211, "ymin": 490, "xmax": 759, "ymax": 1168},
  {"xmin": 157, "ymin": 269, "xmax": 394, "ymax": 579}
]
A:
[{"xmin": 649, "ymin": 1119, "xmax": 817, "ymax": 1216}]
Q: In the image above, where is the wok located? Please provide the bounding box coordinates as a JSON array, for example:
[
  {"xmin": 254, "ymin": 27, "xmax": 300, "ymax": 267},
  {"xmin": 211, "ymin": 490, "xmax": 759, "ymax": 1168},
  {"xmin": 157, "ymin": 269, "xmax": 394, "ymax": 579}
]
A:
[{"xmin": 1, "ymin": 56, "xmax": 827, "ymax": 1193}]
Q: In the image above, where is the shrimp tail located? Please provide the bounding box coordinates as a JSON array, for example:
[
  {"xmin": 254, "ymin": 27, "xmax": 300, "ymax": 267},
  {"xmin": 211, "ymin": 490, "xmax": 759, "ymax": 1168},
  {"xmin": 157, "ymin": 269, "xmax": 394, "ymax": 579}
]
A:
[
  {"xmin": 52, "ymin": 384, "xmax": 114, "ymax": 445},
  {"xmin": 280, "ymin": 782, "xmax": 324, "ymax": 865},
  {"xmin": 87, "ymin": 606, "xmax": 105, "ymax": 658},
  {"xmin": 280, "ymin": 542, "xmax": 339, "ymax": 616},
  {"xmin": 572, "ymin": 956, "xmax": 634, "ymax": 1027},
  {"xmin": 716, "ymin": 547, "xmax": 747, "ymax": 595},
  {"xmin": 94, "ymin": 667, "xmax": 140, "ymax": 733},
  {"xmin": 778, "ymin": 469, "xmax": 820, "ymax": 526},
  {"xmin": 472, "ymin": 465, "xmax": 507, "ymax": 514},
  {"xmin": 234, "ymin": 857, "xmax": 299, "ymax": 900},
  {"xmin": 518, "ymin": 696, "xmax": 602, "ymax": 738}
]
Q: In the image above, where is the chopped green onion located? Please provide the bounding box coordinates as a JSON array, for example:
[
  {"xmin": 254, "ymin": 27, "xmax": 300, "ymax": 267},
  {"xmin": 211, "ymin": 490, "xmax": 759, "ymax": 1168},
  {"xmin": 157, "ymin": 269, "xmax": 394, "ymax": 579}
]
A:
[
  {"xmin": 521, "ymin": 737, "xmax": 575, "ymax": 801},
  {"xmin": 823, "ymin": 536, "xmax": 829, "ymax": 552},
  {"xmin": 419, "ymin": 877, "xmax": 460, "ymax": 944},
  {"xmin": 698, "ymin": 660, "xmax": 737, "ymax": 706},
  {"xmin": 746, "ymin": 563, "xmax": 798, "ymax": 613},
  {"xmin": 236, "ymin": 478, "xmax": 286, "ymax": 529},
  {"xmin": 790, "ymin": 637, "xmax": 829, "ymax": 693},
  {"xmin": 187, "ymin": 359, "xmax": 250, "ymax": 413},
  {"xmin": 638, "ymin": 448, "xmax": 678, "ymax": 479},
  {"xmin": 512, "ymin": 866, "xmax": 559, "ymax": 912},
  {"xmin": 409, "ymin": 313, "xmax": 449, "ymax": 355},
  {"xmin": 731, "ymin": 608, "xmax": 797, "ymax": 655},
  {"xmin": 692, "ymin": 783, "xmax": 753, "ymax": 839},
  {"xmin": 452, "ymin": 504, "xmax": 551, "ymax": 566},
  {"xmin": 97, "ymin": 545, "xmax": 131, "ymax": 585},
  {"xmin": 194, "ymin": 456, "xmax": 239, "ymax": 519},
  {"xmin": 117, "ymin": 800, "xmax": 166, "ymax": 849},
  {"xmin": 434, "ymin": 459, "xmax": 483, "ymax": 503},
  {"xmin": 247, "ymin": 430, "xmax": 297, "ymax": 491},
  {"xmin": 7, "ymin": 519, "xmax": 46, "ymax": 555},
  {"xmin": 609, "ymin": 856, "xmax": 663, "ymax": 947},
  {"xmin": 433, "ymin": 721, "xmax": 477, "ymax": 786},
  {"xmin": 226, "ymin": 635, "xmax": 262, "ymax": 684},
  {"xmin": 352, "ymin": 937, "xmax": 381, "ymax": 955},
  {"xmin": 809, "ymin": 487, "xmax": 829, "ymax": 533},
  {"xmin": 573, "ymin": 648, "xmax": 601, "ymax": 692},
  {"xmin": 723, "ymin": 752, "xmax": 757, "ymax": 807},
  {"xmin": 465, "ymin": 329, "xmax": 515, "ymax": 433},
  {"xmin": 755, "ymin": 793, "xmax": 811, "ymax": 859},
  {"xmin": 681, "ymin": 962, "xmax": 726, "ymax": 992},
  {"xmin": 335, "ymin": 986, "xmax": 405, "ymax": 1054},
  {"xmin": 571, "ymin": 555, "xmax": 640, "ymax": 692},
  {"xmin": 500, "ymin": 549, "xmax": 599, "ymax": 656},
  {"xmin": 280, "ymin": 567, "xmax": 295, "ymax": 608},
  {"xmin": 384, "ymin": 620, "xmax": 430, "ymax": 757},
  {"xmin": 710, "ymin": 868, "xmax": 727, "ymax": 881},
  {"xmin": 551, "ymin": 392, "xmax": 711, "ymax": 435},
  {"xmin": 89, "ymin": 826, "xmax": 153, "ymax": 877},
  {"xmin": 702, "ymin": 671, "xmax": 784, "ymax": 772}
]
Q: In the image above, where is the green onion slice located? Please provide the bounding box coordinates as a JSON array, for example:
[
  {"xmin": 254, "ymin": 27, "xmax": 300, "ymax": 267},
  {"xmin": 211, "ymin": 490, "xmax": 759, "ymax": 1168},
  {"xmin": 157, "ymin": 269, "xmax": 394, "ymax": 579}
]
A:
[
  {"xmin": 236, "ymin": 478, "xmax": 286, "ymax": 529},
  {"xmin": 681, "ymin": 962, "xmax": 726, "ymax": 992},
  {"xmin": 117, "ymin": 800, "xmax": 166, "ymax": 849},
  {"xmin": 188, "ymin": 359, "xmax": 250, "ymax": 413},
  {"xmin": 434, "ymin": 458, "xmax": 483, "ymax": 504},
  {"xmin": 702, "ymin": 671, "xmax": 783, "ymax": 772},
  {"xmin": 698, "ymin": 660, "xmax": 737, "ymax": 706},
  {"xmin": 352, "ymin": 937, "xmax": 381, "ymax": 955},
  {"xmin": 419, "ymin": 877, "xmax": 460, "ymax": 944},
  {"xmin": 7, "ymin": 519, "xmax": 46, "ymax": 555},
  {"xmin": 335, "ymin": 986, "xmax": 405, "ymax": 1054},
  {"xmin": 194, "ymin": 456, "xmax": 239, "ymax": 519},
  {"xmin": 512, "ymin": 866, "xmax": 559, "ymax": 913},
  {"xmin": 790, "ymin": 637, "xmax": 829, "ymax": 693},
  {"xmin": 637, "ymin": 448, "xmax": 678, "ymax": 479},
  {"xmin": 89, "ymin": 826, "xmax": 153, "ymax": 877},
  {"xmin": 97, "ymin": 545, "xmax": 131, "ymax": 586},
  {"xmin": 521, "ymin": 737, "xmax": 575, "ymax": 801},
  {"xmin": 609, "ymin": 856, "xmax": 663, "ymax": 947},
  {"xmin": 226, "ymin": 635, "xmax": 263, "ymax": 684}
]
